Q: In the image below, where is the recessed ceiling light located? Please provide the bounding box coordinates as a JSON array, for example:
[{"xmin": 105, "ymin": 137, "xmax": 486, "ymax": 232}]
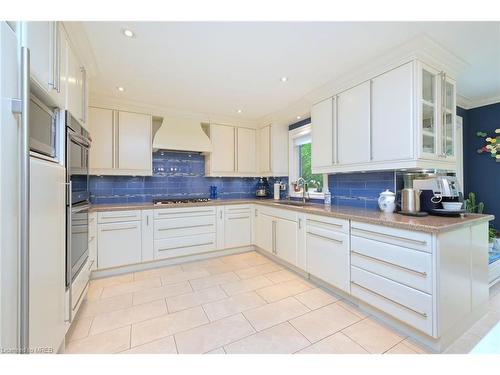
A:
[
  {"xmin": 116, "ymin": 86, "xmax": 125, "ymax": 92},
  {"xmin": 237, "ymin": 109, "xmax": 243, "ymax": 114},
  {"xmin": 281, "ymin": 76, "xmax": 288, "ymax": 82},
  {"xmin": 122, "ymin": 29, "xmax": 135, "ymax": 38},
  {"xmin": 296, "ymin": 116, "xmax": 301, "ymax": 120}
]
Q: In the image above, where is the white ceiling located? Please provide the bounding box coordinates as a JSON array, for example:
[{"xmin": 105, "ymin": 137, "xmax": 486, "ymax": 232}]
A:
[{"xmin": 81, "ymin": 21, "xmax": 500, "ymax": 120}]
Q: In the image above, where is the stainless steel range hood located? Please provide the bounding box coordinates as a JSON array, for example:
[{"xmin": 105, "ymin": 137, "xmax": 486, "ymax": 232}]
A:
[{"xmin": 152, "ymin": 117, "xmax": 212, "ymax": 153}]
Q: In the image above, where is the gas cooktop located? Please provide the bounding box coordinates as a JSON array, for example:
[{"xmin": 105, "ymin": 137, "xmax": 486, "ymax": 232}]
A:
[{"xmin": 153, "ymin": 198, "xmax": 211, "ymax": 205}]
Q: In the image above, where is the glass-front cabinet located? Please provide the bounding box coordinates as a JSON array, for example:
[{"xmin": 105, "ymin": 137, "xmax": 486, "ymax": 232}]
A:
[{"xmin": 418, "ymin": 62, "xmax": 456, "ymax": 162}]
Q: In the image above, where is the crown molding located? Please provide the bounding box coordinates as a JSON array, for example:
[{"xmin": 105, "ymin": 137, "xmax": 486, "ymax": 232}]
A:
[
  {"xmin": 90, "ymin": 93, "xmax": 261, "ymax": 128},
  {"xmin": 457, "ymin": 94, "xmax": 500, "ymax": 110},
  {"xmin": 62, "ymin": 21, "xmax": 99, "ymax": 78}
]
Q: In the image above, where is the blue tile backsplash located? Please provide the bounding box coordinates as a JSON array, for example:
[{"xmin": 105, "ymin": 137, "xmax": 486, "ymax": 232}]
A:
[
  {"xmin": 90, "ymin": 151, "xmax": 287, "ymax": 204},
  {"xmin": 328, "ymin": 171, "xmax": 396, "ymax": 209}
]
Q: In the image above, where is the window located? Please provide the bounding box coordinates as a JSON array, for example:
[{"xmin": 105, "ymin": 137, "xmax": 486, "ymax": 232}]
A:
[{"xmin": 289, "ymin": 124, "xmax": 326, "ymax": 199}]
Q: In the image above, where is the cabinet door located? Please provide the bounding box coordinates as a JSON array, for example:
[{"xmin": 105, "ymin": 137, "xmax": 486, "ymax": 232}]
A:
[
  {"xmin": 442, "ymin": 77, "xmax": 456, "ymax": 160},
  {"xmin": 88, "ymin": 107, "xmax": 114, "ymax": 171},
  {"xmin": 337, "ymin": 81, "xmax": 371, "ymax": 165},
  {"xmin": 311, "ymin": 97, "xmax": 334, "ymax": 169},
  {"xmin": 419, "ymin": 64, "xmax": 439, "ymax": 159},
  {"xmin": 276, "ymin": 218, "xmax": 298, "ymax": 266},
  {"xmin": 306, "ymin": 230, "xmax": 350, "ymax": 293},
  {"xmin": 256, "ymin": 211, "xmax": 273, "ymax": 253},
  {"xmin": 117, "ymin": 111, "xmax": 152, "ymax": 174},
  {"xmin": 371, "ymin": 63, "xmax": 414, "ymax": 162},
  {"xmin": 259, "ymin": 125, "xmax": 271, "ymax": 173},
  {"xmin": 24, "ymin": 22, "xmax": 53, "ymax": 93},
  {"xmin": 97, "ymin": 221, "xmax": 142, "ymax": 269},
  {"xmin": 211, "ymin": 124, "xmax": 235, "ymax": 173},
  {"xmin": 225, "ymin": 214, "xmax": 252, "ymax": 248},
  {"xmin": 237, "ymin": 127, "xmax": 256, "ymax": 173},
  {"xmin": 141, "ymin": 210, "xmax": 154, "ymax": 262},
  {"xmin": 67, "ymin": 46, "xmax": 83, "ymax": 122}
]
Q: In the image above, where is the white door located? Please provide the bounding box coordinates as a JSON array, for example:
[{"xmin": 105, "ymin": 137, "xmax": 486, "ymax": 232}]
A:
[
  {"xmin": 117, "ymin": 111, "xmax": 152, "ymax": 174},
  {"xmin": 29, "ymin": 158, "xmax": 66, "ymax": 352},
  {"xmin": 211, "ymin": 124, "xmax": 235, "ymax": 173},
  {"xmin": 337, "ymin": 81, "xmax": 371, "ymax": 165},
  {"xmin": 225, "ymin": 214, "xmax": 252, "ymax": 248},
  {"xmin": 1, "ymin": 21, "xmax": 21, "ymax": 349},
  {"xmin": 259, "ymin": 125, "xmax": 271, "ymax": 173},
  {"xmin": 371, "ymin": 62, "xmax": 414, "ymax": 162},
  {"xmin": 98, "ymin": 221, "xmax": 142, "ymax": 269},
  {"xmin": 276, "ymin": 218, "xmax": 298, "ymax": 266},
  {"xmin": 311, "ymin": 97, "xmax": 334, "ymax": 169},
  {"xmin": 306, "ymin": 230, "xmax": 350, "ymax": 293},
  {"xmin": 88, "ymin": 107, "xmax": 114, "ymax": 172},
  {"xmin": 256, "ymin": 211, "xmax": 273, "ymax": 253},
  {"xmin": 237, "ymin": 127, "xmax": 256, "ymax": 173},
  {"xmin": 23, "ymin": 22, "xmax": 53, "ymax": 94}
]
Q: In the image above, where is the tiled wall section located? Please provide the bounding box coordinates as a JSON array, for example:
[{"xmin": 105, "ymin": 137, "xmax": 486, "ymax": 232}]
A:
[
  {"xmin": 328, "ymin": 171, "xmax": 396, "ymax": 210},
  {"xmin": 90, "ymin": 151, "xmax": 287, "ymax": 204}
]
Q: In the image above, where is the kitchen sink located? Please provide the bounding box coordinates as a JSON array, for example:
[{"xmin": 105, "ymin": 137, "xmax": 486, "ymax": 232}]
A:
[{"xmin": 275, "ymin": 200, "xmax": 311, "ymax": 207}]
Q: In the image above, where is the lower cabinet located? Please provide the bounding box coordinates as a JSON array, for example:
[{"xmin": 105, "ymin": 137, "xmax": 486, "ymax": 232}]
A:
[
  {"xmin": 224, "ymin": 205, "xmax": 252, "ymax": 248},
  {"xmin": 97, "ymin": 215, "xmax": 142, "ymax": 269},
  {"xmin": 255, "ymin": 210, "xmax": 274, "ymax": 253},
  {"xmin": 305, "ymin": 216, "xmax": 350, "ymax": 293},
  {"xmin": 88, "ymin": 212, "xmax": 97, "ymax": 271},
  {"xmin": 275, "ymin": 218, "xmax": 298, "ymax": 265}
]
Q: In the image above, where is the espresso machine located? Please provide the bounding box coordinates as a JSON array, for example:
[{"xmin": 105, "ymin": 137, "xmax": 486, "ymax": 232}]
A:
[{"xmin": 413, "ymin": 174, "xmax": 464, "ymax": 216}]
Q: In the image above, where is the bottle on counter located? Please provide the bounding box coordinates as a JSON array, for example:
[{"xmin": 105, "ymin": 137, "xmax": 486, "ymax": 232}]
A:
[{"xmin": 324, "ymin": 190, "xmax": 332, "ymax": 207}]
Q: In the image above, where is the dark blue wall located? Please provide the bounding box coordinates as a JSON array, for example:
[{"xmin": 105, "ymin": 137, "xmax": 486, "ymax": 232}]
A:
[
  {"xmin": 90, "ymin": 151, "xmax": 287, "ymax": 204},
  {"xmin": 460, "ymin": 103, "xmax": 500, "ymax": 228}
]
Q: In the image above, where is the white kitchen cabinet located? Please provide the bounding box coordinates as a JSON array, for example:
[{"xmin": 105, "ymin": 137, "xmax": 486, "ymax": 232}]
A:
[
  {"xmin": 97, "ymin": 218, "xmax": 142, "ymax": 269},
  {"xmin": 306, "ymin": 216, "xmax": 350, "ymax": 293},
  {"xmin": 67, "ymin": 43, "xmax": 84, "ymax": 124},
  {"xmin": 337, "ymin": 81, "xmax": 371, "ymax": 165},
  {"xmin": 117, "ymin": 111, "xmax": 152, "ymax": 174},
  {"xmin": 29, "ymin": 157, "xmax": 66, "ymax": 352},
  {"xmin": 371, "ymin": 62, "xmax": 414, "ymax": 162},
  {"xmin": 236, "ymin": 127, "xmax": 256, "ymax": 173},
  {"xmin": 141, "ymin": 210, "xmax": 154, "ymax": 262},
  {"xmin": 311, "ymin": 97, "xmax": 335, "ymax": 170},
  {"xmin": 258, "ymin": 125, "xmax": 271, "ymax": 173},
  {"xmin": 88, "ymin": 107, "xmax": 152, "ymax": 176},
  {"xmin": 88, "ymin": 107, "xmax": 114, "ymax": 172},
  {"xmin": 224, "ymin": 205, "xmax": 252, "ymax": 248},
  {"xmin": 275, "ymin": 218, "xmax": 298, "ymax": 266},
  {"xmin": 208, "ymin": 124, "xmax": 235, "ymax": 174},
  {"xmin": 255, "ymin": 209, "xmax": 274, "ymax": 254}
]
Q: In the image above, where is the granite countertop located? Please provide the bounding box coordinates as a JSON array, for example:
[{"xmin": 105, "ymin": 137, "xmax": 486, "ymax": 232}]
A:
[{"xmin": 90, "ymin": 199, "xmax": 494, "ymax": 234}]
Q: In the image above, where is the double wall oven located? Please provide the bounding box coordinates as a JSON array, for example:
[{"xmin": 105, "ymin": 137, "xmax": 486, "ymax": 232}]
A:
[{"xmin": 65, "ymin": 111, "xmax": 91, "ymax": 287}]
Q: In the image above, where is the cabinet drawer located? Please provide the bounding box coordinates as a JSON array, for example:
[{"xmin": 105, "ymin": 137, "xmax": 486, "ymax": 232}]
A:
[
  {"xmin": 351, "ymin": 266, "xmax": 433, "ymax": 335},
  {"xmin": 351, "ymin": 221, "xmax": 431, "ymax": 253},
  {"xmin": 71, "ymin": 258, "xmax": 90, "ymax": 310},
  {"xmin": 97, "ymin": 221, "xmax": 142, "ymax": 269},
  {"xmin": 306, "ymin": 214, "xmax": 349, "ymax": 234},
  {"xmin": 154, "ymin": 216, "xmax": 216, "ymax": 239},
  {"xmin": 225, "ymin": 204, "xmax": 252, "ymax": 214},
  {"xmin": 351, "ymin": 235, "xmax": 432, "ymax": 293},
  {"xmin": 98, "ymin": 210, "xmax": 141, "ymax": 224},
  {"xmin": 154, "ymin": 233, "xmax": 216, "ymax": 260},
  {"xmin": 154, "ymin": 207, "xmax": 215, "ymax": 219},
  {"xmin": 256, "ymin": 206, "xmax": 297, "ymax": 222}
]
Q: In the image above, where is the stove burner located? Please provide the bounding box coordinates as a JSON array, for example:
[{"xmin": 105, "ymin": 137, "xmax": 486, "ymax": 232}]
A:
[{"xmin": 153, "ymin": 198, "xmax": 211, "ymax": 205}]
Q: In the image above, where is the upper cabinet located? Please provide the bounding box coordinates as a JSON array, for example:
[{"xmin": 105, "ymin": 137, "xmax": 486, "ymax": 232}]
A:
[
  {"xmin": 311, "ymin": 59, "xmax": 458, "ymax": 174},
  {"xmin": 258, "ymin": 124, "xmax": 288, "ymax": 177},
  {"xmin": 205, "ymin": 123, "xmax": 257, "ymax": 176},
  {"xmin": 88, "ymin": 107, "xmax": 152, "ymax": 176},
  {"xmin": 22, "ymin": 22, "xmax": 88, "ymax": 128}
]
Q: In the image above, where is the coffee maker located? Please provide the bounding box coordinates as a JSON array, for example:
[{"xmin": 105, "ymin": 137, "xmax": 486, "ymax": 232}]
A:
[{"xmin": 412, "ymin": 174, "xmax": 464, "ymax": 216}]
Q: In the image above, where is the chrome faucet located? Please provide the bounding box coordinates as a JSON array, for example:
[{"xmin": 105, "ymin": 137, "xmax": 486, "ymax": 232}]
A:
[{"xmin": 296, "ymin": 178, "xmax": 309, "ymax": 204}]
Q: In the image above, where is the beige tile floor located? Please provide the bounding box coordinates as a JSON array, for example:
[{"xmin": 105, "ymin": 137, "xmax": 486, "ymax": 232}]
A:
[{"xmin": 65, "ymin": 251, "xmax": 500, "ymax": 354}]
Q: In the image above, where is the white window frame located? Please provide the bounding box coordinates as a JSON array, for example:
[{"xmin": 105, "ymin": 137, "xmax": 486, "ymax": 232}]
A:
[{"xmin": 288, "ymin": 124, "xmax": 327, "ymax": 200}]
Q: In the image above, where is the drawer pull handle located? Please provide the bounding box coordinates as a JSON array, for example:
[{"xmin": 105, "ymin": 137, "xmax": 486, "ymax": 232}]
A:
[
  {"xmin": 158, "ymin": 241, "xmax": 214, "ymax": 252},
  {"xmin": 102, "ymin": 214, "xmax": 138, "ymax": 219},
  {"xmin": 158, "ymin": 224, "xmax": 213, "ymax": 231},
  {"xmin": 351, "ymin": 281, "xmax": 428, "ymax": 318},
  {"xmin": 101, "ymin": 225, "xmax": 138, "ymax": 232},
  {"xmin": 307, "ymin": 231, "xmax": 343, "ymax": 244},
  {"xmin": 352, "ymin": 228, "xmax": 427, "ymax": 246},
  {"xmin": 227, "ymin": 215, "xmax": 250, "ymax": 220},
  {"xmin": 351, "ymin": 250, "xmax": 428, "ymax": 277},
  {"xmin": 308, "ymin": 219, "xmax": 344, "ymax": 228}
]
